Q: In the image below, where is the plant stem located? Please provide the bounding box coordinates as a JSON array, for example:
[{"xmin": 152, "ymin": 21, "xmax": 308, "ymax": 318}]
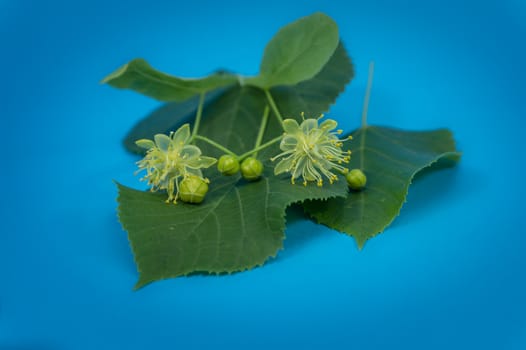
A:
[
  {"xmin": 253, "ymin": 105, "xmax": 270, "ymax": 158},
  {"xmin": 264, "ymin": 89, "xmax": 284, "ymax": 126},
  {"xmin": 194, "ymin": 135, "xmax": 237, "ymax": 157},
  {"xmin": 238, "ymin": 136, "xmax": 282, "ymax": 161},
  {"xmin": 191, "ymin": 92, "xmax": 206, "ymax": 141},
  {"xmin": 361, "ymin": 61, "xmax": 375, "ymax": 128}
]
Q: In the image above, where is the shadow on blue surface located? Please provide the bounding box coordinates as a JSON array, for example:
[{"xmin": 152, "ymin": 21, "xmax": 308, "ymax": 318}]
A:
[
  {"xmin": 106, "ymin": 211, "xmax": 136, "ymax": 275},
  {"xmin": 392, "ymin": 157, "xmax": 467, "ymax": 229}
]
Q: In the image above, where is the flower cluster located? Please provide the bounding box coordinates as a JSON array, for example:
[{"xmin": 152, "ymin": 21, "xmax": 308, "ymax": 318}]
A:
[
  {"xmin": 272, "ymin": 115, "xmax": 351, "ymax": 186},
  {"xmin": 135, "ymin": 124, "xmax": 216, "ymax": 203}
]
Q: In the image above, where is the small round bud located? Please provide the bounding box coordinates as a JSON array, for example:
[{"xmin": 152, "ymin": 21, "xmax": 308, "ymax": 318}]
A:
[
  {"xmin": 346, "ymin": 169, "xmax": 367, "ymax": 191},
  {"xmin": 240, "ymin": 157, "xmax": 263, "ymax": 181},
  {"xmin": 179, "ymin": 176, "xmax": 209, "ymax": 204},
  {"xmin": 217, "ymin": 155, "xmax": 240, "ymax": 176}
]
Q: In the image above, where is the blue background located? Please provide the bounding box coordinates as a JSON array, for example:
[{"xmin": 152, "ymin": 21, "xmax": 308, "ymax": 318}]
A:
[{"xmin": 2, "ymin": 0, "xmax": 525, "ymax": 349}]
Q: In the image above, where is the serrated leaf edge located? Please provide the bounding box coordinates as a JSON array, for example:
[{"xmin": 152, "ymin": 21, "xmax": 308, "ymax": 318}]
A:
[
  {"xmin": 285, "ymin": 41, "xmax": 354, "ymax": 115},
  {"xmin": 319, "ymin": 42, "xmax": 354, "ymax": 114},
  {"xmin": 115, "ymin": 179, "xmax": 347, "ymax": 289},
  {"xmin": 305, "ymin": 128, "xmax": 461, "ymax": 249}
]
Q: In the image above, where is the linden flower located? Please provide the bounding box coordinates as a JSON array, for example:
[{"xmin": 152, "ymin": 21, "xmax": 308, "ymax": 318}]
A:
[
  {"xmin": 271, "ymin": 115, "xmax": 351, "ymax": 186},
  {"xmin": 135, "ymin": 124, "xmax": 216, "ymax": 203}
]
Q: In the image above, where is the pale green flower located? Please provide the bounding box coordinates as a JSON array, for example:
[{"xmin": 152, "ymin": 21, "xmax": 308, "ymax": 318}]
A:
[
  {"xmin": 135, "ymin": 124, "xmax": 216, "ymax": 203},
  {"xmin": 271, "ymin": 115, "xmax": 351, "ymax": 186}
]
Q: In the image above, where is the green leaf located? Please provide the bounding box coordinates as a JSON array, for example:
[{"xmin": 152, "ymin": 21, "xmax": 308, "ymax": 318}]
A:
[
  {"xmin": 303, "ymin": 126, "xmax": 461, "ymax": 248},
  {"xmin": 269, "ymin": 42, "xmax": 353, "ymax": 117},
  {"xmin": 117, "ymin": 175, "xmax": 347, "ymax": 289},
  {"xmin": 246, "ymin": 12, "xmax": 339, "ymax": 88},
  {"xmin": 117, "ymin": 85, "xmax": 350, "ymax": 289},
  {"xmin": 102, "ymin": 59, "xmax": 238, "ymax": 102},
  {"xmin": 122, "ymin": 42, "xmax": 353, "ymax": 154}
]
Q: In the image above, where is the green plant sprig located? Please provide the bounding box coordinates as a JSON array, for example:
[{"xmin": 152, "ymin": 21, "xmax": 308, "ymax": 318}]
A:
[
  {"xmin": 134, "ymin": 83, "xmax": 352, "ymax": 203},
  {"xmin": 106, "ymin": 12, "xmax": 461, "ymax": 288}
]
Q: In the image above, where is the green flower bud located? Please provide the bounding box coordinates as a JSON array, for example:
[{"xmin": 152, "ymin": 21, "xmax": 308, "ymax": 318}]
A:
[
  {"xmin": 179, "ymin": 175, "xmax": 209, "ymax": 204},
  {"xmin": 217, "ymin": 155, "xmax": 240, "ymax": 176},
  {"xmin": 346, "ymin": 169, "xmax": 367, "ymax": 191},
  {"xmin": 240, "ymin": 157, "xmax": 263, "ymax": 181}
]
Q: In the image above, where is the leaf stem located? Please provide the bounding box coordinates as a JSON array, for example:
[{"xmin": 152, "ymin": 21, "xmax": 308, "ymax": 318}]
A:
[
  {"xmin": 194, "ymin": 135, "xmax": 237, "ymax": 157},
  {"xmin": 264, "ymin": 89, "xmax": 284, "ymax": 126},
  {"xmin": 253, "ymin": 105, "xmax": 270, "ymax": 158},
  {"xmin": 191, "ymin": 92, "xmax": 206, "ymax": 141},
  {"xmin": 361, "ymin": 61, "xmax": 375, "ymax": 128},
  {"xmin": 238, "ymin": 136, "xmax": 282, "ymax": 161}
]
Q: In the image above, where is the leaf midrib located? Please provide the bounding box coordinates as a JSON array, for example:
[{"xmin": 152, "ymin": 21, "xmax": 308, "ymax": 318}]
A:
[{"xmin": 128, "ymin": 64, "xmax": 203, "ymax": 93}]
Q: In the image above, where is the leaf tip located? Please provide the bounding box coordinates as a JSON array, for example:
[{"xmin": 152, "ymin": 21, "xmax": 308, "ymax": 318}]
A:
[
  {"xmin": 133, "ymin": 278, "xmax": 149, "ymax": 291},
  {"xmin": 313, "ymin": 11, "xmax": 338, "ymax": 29},
  {"xmin": 101, "ymin": 58, "xmax": 148, "ymax": 85},
  {"xmin": 355, "ymin": 236, "xmax": 367, "ymax": 250},
  {"xmin": 101, "ymin": 63, "xmax": 128, "ymax": 85}
]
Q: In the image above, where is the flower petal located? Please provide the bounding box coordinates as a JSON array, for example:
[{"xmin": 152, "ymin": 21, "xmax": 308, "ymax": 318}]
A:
[
  {"xmin": 185, "ymin": 156, "xmax": 217, "ymax": 169},
  {"xmin": 274, "ymin": 158, "xmax": 293, "ymax": 175},
  {"xmin": 282, "ymin": 119, "xmax": 300, "ymax": 134},
  {"xmin": 172, "ymin": 124, "xmax": 191, "ymax": 146},
  {"xmin": 292, "ymin": 156, "xmax": 307, "ymax": 179},
  {"xmin": 180, "ymin": 145, "xmax": 202, "ymax": 159},
  {"xmin": 319, "ymin": 118, "xmax": 338, "ymax": 131},
  {"xmin": 301, "ymin": 118, "xmax": 318, "ymax": 133},
  {"xmin": 185, "ymin": 167, "xmax": 203, "ymax": 177},
  {"xmin": 135, "ymin": 139, "xmax": 156, "ymax": 150},
  {"xmin": 154, "ymin": 134, "xmax": 172, "ymax": 152},
  {"xmin": 196, "ymin": 156, "xmax": 217, "ymax": 168},
  {"xmin": 280, "ymin": 135, "xmax": 298, "ymax": 150}
]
